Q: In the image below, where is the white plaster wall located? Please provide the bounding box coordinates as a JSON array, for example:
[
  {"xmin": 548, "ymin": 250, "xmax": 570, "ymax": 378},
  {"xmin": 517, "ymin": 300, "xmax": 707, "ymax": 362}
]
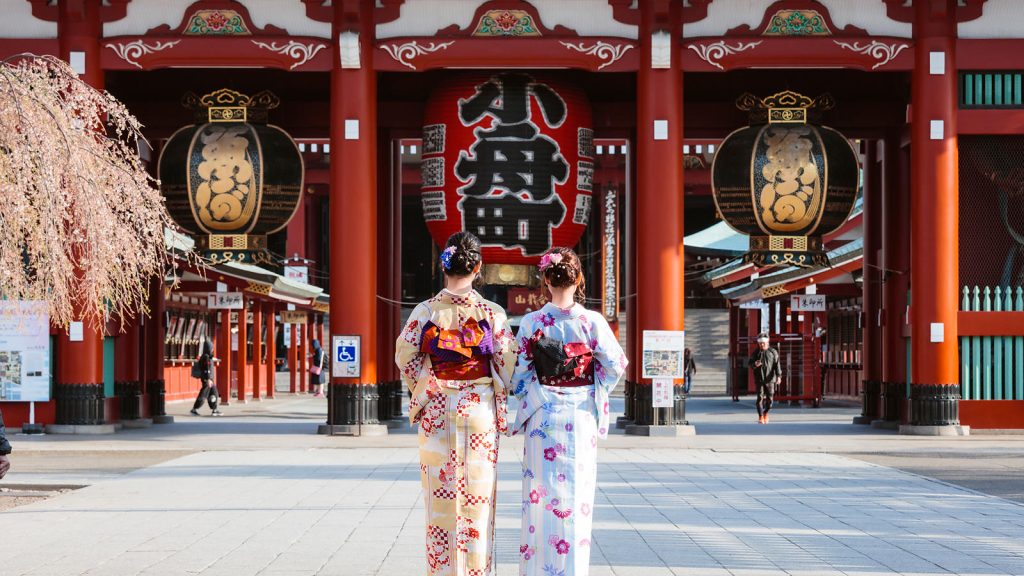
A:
[
  {"xmin": 531, "ymin": 0, "xmax": 637, "ymax": 39},
  {"xmin": 0, "ymin": 0, "xmax": 58, "ymax": 39},
  {"xmin": 376, "ymin": 0, "xmax": 488, "ymax": 38},
  {"xmin": 683, "ymin": 0, "xmax": 912, "ymax": 38},
  {"xmin": 377, "ymin": 0, "xmax": 637, "ymax": 39},
  {"xmin": 103, "ymin": 0, "xmax": 331, "ymax": 38},
  {"xmin": 958, "ymin": 0, "xmax": 1024, "ymax": 39}
]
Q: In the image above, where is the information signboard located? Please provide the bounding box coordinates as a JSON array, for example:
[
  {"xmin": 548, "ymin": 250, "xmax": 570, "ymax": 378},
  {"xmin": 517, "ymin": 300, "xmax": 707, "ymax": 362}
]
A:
[
  {"xmin": 0, "ymin": 301, "xmax": 51, "ymax": 402},
  {"xmin": 332, "ymin": 335, "xmax": 361, "ymax": 378}
]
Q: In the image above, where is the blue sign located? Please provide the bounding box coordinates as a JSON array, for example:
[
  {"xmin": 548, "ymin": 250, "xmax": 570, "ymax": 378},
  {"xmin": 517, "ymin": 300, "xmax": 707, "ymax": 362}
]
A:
[
  {"xmin": 332, "ymin": 335, "xmax": 361, "ymax": 378},
  {"xmin": 338, "ymin": 346, "xmax": 356, "ymax": 363}
]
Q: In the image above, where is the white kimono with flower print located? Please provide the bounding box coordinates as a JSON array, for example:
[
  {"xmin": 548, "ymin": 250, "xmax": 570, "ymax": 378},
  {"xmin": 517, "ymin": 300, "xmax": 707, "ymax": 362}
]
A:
[{"xmin": 509, "ymin": 303, "xmax": 627, "ymax": 576}]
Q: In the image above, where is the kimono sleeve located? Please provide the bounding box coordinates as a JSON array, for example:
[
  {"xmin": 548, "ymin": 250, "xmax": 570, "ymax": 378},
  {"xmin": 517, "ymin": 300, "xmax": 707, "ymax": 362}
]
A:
[
  {"xmin": 590, "ymin": 312, "xmax": 628, "ymax": 438},
  {"xmin": 394, "ymin": 303, "xmax": 437, "ymax": 424},
  {"xmin": 488, "ymin": 307, "xmax": 518, "ymax": 390},
  {"xmin": 507, "ymin": 316, "xmax": 554, "ymax": 437}
]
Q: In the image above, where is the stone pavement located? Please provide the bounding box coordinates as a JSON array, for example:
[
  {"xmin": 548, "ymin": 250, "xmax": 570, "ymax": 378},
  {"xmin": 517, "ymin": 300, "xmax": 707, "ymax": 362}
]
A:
[{"xmin": 2, "ymin": 395, "xmax": 1024, "ymax": 575}]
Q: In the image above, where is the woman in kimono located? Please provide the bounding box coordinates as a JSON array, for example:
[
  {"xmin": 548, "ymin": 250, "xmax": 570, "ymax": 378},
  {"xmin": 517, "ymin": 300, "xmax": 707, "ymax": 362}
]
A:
[
  {"xmin": 395, "ymin": 231, "xmax": 518, "ymax": 576},
  {"xmin": 510, "ymin": 247, "xmax": 628, "ymax": 576}
]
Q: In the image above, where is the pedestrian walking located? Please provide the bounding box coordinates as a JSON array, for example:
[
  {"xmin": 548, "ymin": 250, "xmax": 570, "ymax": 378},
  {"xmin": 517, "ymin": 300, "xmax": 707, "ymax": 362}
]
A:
[
  {"xmin": 309, "ymin": 339, "xmax": 325, "ymax": 397},
  {"xmin": 0, "ymin": 407, "xmax": 11, "ymax": 479},
  {"xmin": 683, "ymin": 348, "xmax": 697, "ymax": 394},
  {"xmin": 510, "ymin": 247, "xmax": 628, "ymax": 576},
  {"xmin": 190, "ymin": 340, "xmax": 221, "ymax": 416},
  {"xmin": 749, "ymin": 333, "xmax": 781, "ymax": 424},
  {"xmin": 395, "ymin": 231, "xmax": 518, "ymax": 576}
]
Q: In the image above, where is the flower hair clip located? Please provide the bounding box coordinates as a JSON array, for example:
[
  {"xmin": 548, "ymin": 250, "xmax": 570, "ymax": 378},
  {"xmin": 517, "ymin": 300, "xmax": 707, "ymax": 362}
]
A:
[
  {"xmin": 438, "ymin": 245, "xmax": 458, "ymax": 270},
  {"xmin": 440, "ymin": 246, "xmax": 457, "ymax": 270},
  {"xmin": 538, "ymin": 252, "xmax": 563, "ymax": 271}
]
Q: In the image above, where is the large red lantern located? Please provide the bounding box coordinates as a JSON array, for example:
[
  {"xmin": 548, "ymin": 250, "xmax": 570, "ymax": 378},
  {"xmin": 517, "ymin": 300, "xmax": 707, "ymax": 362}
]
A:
[{"xmin": 421, "ymin": 73, "xmax": 594, "ymax": 265}]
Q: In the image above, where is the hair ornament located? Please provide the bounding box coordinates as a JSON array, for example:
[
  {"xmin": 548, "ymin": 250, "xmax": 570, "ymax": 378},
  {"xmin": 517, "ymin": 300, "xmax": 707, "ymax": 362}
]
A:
[
  {"xmin": 539, "ymin": 252, "xmax": 563, "ymax": 271},
  {"xmin": 440, "ymin": 246, "xmax": 457, "ymax": 270}
]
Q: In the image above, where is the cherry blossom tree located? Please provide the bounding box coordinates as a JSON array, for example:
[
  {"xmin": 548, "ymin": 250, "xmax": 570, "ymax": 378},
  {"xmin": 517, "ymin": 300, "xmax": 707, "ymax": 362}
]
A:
[{"xmin": 0, "ymin": 54, "xmax": 187, "ymax": 328}]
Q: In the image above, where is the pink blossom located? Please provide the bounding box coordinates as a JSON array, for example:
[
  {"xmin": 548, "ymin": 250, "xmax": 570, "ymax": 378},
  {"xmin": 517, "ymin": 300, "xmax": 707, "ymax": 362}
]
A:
[
  {"xmin": 555, "ymin": 539, "xmax": 570, "ymax": 555},
  {"xmin": 544, "ymin": 447, "xmax": 557, "ymax": 461}
]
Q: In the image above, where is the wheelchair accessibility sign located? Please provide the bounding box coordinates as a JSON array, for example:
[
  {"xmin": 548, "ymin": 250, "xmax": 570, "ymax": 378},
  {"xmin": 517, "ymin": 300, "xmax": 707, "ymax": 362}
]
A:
[{"xmin": 332, "ymin": 335, "xmax": 360, "ymax": 378}]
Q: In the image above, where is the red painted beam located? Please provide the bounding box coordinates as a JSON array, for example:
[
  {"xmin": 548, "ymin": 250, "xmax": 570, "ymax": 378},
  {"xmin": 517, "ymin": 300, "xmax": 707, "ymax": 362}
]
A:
[
  {"xmin": 958, "ymin": 311, "xmax": 1024, "ymax": 336},
  {"xmin": 957, "ymin": 39, "xmax": 1024, "ymax": 70},
  {"xmin": 960, "ymin": 400, "xmax": 1024, "ymax": 429},
  {"xmin": 958, "ymin": 110, "xmax": 1024, "ymax": 135},
  {"xmin": 374, "ymin": 37, "xmax": 638, "ymax": 72}
]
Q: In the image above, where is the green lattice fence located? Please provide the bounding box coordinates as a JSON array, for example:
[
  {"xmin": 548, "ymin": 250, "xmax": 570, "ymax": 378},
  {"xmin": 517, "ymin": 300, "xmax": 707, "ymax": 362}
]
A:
[{"xmin": 960, "ymin": 286, "xmax": 1024, "ymax": 400}]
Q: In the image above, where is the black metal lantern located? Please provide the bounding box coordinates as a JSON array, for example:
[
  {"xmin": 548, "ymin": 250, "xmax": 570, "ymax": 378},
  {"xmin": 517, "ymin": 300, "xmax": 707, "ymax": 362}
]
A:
[
  {"xmin": 711, "ymin": 91, "xmax": 859, "ymax": 267},
  {"xmin": 158, "ymin": 89, "xmax": 304, "ymax": 265}
]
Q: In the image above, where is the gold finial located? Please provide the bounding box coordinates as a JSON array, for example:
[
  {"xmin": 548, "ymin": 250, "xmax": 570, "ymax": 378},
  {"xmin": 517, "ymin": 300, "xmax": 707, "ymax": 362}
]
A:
[{"xmin": 735, "ymin": 91, "xmax": 835, "ymax": 124}]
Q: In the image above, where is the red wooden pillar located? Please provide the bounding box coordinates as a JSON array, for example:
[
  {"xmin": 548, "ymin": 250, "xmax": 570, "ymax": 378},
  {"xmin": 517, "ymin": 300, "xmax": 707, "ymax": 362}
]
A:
[
  {"xmin": 252, "ymin": 300, "xmax": 263, "ymax": 400},
  {"xmin": 217, "ymin": 309, "xmax": 232, "ymax": 404},
  {"xmin": 746, "ymin": 308, "xmax": 759, "ymax": 394},
  {"xmin": 857, "ymin": 140, "xmax": 884, "ymax": 422},
  {"xmin": 329, "ymin": 3, "xmax": 378, "ymax": 427},
  {"xmin": 143, "ymin": 277, "xmax": 167, "ymax": 419},
  {"xmin": 114, "ymin": 317, "xmax": 141, "ymax": 419},
  {"xmin": 800, "ymin": 309, "xmax": 814, "ymax": 403},
  {"xmin": 908, "ymin": 1, "xmax": 960, "ymax": 430},
  {"xmin": 300, "ymin": 314, "xmax": 310, "ymax": 393},
  {"xmin": 54, "ymin": 0, "xmax": 105, "ymax": 426},
  {"xmin": 288, "ymin": 322, "xmax": 298, "ymax": 393},
  {"xmin": 265, "ymin": 303, "xmax": 276, "ymax": 399},
  {"xmin": 882, "ymin": 134, "xmax": 910, "ymax": 415},
  {"xmin": 237, "ymin": 298, "xmax": 249, "ymax": 403},
  {"xmin": 632, "ymin": 3, "xmax": 684, "ymax": 430}
]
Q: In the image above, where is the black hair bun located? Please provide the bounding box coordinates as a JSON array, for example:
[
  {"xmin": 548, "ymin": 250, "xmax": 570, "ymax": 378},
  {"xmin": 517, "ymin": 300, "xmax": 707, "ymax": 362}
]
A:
[{"xmin": 442, "ymin": 231, "xmax": 483, "ymax": 277}]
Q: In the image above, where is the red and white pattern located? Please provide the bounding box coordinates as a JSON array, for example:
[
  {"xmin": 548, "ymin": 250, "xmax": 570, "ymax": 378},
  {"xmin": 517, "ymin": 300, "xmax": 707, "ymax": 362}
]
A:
[{"xmin": 395, "ymin": 290, "xmax": 518, "ymax": 575}]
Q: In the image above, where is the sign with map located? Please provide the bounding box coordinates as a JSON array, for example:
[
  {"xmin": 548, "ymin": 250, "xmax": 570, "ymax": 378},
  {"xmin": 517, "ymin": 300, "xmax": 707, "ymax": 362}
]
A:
[{"xmin": 0, "ymin": 301, "xmax": 51, "ymax": 402}]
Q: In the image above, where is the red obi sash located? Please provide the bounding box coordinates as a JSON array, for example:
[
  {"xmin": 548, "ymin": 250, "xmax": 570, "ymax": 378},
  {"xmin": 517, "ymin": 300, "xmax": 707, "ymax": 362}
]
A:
[
  {"xmin": 432, "ymin": 356, "xmax": 491, "ymax": 381},
  {"xmin": 421, "ymin": 318, "xmax": 493, "ymax": 381}
]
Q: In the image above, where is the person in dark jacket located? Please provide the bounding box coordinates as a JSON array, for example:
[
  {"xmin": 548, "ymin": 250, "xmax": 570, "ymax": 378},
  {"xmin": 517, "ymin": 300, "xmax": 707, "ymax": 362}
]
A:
[
  {"xmin": 0, "ymin": 407, "xmax": 11, "ymax": 479},
  {"xmin": 310, "ymin": 339, "xmax": 325, "ymax": 397},
  {"xmin": 749, "ymin": 333, "xmax": 781, "ymax": 424},
  {"xmin": 190, "ymin": 340, "xmax": 222, "ymax": 416},
  {"xmin": 683, "ymin": 348, "xmax": 697, "ymax": 394}
]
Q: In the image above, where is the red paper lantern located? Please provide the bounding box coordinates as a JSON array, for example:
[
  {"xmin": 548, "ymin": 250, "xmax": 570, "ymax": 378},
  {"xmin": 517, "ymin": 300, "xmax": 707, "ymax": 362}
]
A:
[{"xmin": 421, "ymin": 73, "xmax": 594, "ymax": 265}]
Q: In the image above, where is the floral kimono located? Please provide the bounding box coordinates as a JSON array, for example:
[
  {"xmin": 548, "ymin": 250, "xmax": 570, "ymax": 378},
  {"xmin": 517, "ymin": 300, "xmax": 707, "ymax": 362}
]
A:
[
  {"xmin": 396, "ymin": 289, "xmax": 517, "ymax": 576},
  {"xmin": 510, "ymin": 303, "xmax": 627, "ymax": 576}
]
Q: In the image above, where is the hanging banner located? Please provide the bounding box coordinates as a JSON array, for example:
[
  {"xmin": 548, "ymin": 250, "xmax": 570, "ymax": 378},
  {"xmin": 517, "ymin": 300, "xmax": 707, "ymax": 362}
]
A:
[
  {"xmin": 208, "ymin": 292, "xmax": 244, "ymax": 309},
  {"xmin": 506, "ymin": 288, "xmax": 549, "ymax": 316},
  {"xmin": 0, "ymin": 301, "xmax": 51, "ymax": 402},
  {"xmin": 280, "ymin": 310, "xmax": 308, "ymax": 324},
  {"xmin": 283, "ymin": 266, "xmax": 309, "ymax": 285},
  {"xmin": 791, "ymin": 294, "xmax": 827, "ymax": 311},
  {"xmin": 601, "ymin": 185, "xmax": 619, "ymax": 322}
]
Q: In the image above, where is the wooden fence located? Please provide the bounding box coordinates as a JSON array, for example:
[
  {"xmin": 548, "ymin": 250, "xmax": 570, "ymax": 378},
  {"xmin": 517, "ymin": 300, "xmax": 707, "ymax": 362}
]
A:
[{"xmin": 960, "ymin": 286, "xmax": 1024, "ymax": 400}]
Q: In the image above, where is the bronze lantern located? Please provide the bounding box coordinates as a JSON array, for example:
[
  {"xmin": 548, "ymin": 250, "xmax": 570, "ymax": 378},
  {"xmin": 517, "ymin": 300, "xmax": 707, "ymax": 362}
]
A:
[
  {"xmin": 711, "ymin": 91, "xmax": 860, "ymax": 267},
  {"xmin": 158, "ymin": 89, "xmax": 304, "ymax": 265}
]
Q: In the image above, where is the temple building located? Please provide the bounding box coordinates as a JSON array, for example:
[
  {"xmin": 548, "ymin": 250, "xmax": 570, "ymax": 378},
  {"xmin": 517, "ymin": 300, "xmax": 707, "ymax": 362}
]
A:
[{"xmin": 1, "ymin": 0, "xmax": 1022, "ymax": 434}]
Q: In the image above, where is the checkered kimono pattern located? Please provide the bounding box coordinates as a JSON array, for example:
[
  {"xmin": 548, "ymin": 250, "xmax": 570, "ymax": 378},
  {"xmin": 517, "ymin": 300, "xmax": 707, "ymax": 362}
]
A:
[
  {"xmin": 396, "ymin": 290, "xmax": 517, "ymax": 576},
  {"xmin": 509, "ymin": 303, "xmax": 628, "ymax": 576}
]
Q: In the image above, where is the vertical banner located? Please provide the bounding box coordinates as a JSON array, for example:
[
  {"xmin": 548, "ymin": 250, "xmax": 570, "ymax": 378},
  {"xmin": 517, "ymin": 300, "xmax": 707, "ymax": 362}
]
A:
[{"xmin": 601, "ymin": 185, "xmax": 620, "ymax": 324}]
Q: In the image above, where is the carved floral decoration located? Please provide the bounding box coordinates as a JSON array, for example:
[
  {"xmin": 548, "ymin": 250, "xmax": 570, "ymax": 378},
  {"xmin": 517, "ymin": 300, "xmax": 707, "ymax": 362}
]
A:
[{"xmin": 472, "ymin": 10, "xmax": 541, "ymax": 37}]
